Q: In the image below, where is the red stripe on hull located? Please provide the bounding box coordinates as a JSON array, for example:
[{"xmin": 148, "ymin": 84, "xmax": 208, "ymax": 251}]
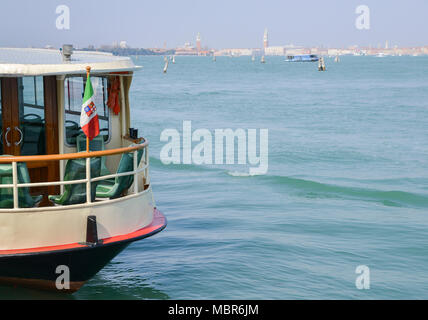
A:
[{"xmin": 0, "ymin": 209, "xmax": 166, "ymax": 256}]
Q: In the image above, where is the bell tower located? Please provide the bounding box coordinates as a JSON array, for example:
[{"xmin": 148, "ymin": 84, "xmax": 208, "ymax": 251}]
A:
[
  {"xmin": 196, "ymin": 32, "xmax": 202, "ymax": 53},
  {"xmin": 263, "ymin": 28, "xmax": 269, "ymax": 49}
]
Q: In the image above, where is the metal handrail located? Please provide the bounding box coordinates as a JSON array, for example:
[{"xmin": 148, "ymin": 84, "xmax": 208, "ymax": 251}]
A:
[
  {"xmin": 0, "ymin": 140, "xmax": 150, "ymax": 209},
  {"xmin": 0, "ymin": 140, "xmax": 148, "ymax": 163}
]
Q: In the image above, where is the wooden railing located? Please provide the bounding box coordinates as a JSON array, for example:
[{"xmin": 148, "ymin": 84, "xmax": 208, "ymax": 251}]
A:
[{"xmin": 0, "ymin": 140, "xmax": 149, "ymax": 209}]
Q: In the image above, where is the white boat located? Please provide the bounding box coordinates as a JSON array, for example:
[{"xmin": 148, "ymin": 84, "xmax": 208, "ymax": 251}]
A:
[
  {"xmin": 261, "ymin": 56, "xmax": 265, "ymax": 63},
  {"xmin": 285, "ymin": 54, "xmax": 318, "ymax": 62},
  {"xmin": 0, "ymin": 46, "xmax": 166, "ymax": 292}
]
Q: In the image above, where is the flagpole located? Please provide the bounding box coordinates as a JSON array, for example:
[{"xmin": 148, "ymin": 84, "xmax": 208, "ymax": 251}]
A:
[{"xmin": 86, "ymin": 66, "xmax": 91, "ymax": 153}]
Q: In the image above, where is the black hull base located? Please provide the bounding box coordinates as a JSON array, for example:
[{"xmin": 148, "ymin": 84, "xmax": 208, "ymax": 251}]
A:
[
  {"xmin": 0, "ymin": 209, "xmax": 167, "ymax": 293},
  {"xmin": 0, "ymin": 241, "xmax": 130, "ymax": 292}
]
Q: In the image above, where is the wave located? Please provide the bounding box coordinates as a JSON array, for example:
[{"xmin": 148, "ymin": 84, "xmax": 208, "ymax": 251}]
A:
[
  {"xmin": 192, "ymin": 89, "xmax": 245, "ymax": 97},
  {"xmin": 227, "ymin": 171, "xmax": 264, "ymax": 177},
  {"xmin": 149, "ymin": 156, "xmax": 428, "ymax": 208},
  {"xmin": 261, "ymin": 175, "xmax": 428, "ymax": 208},
  {"xmin": 149, "ymin": 157, "xmax": 223, "ymax": 173},
  {"xmin": 227, "ymin": 170, "xmax": 428, "ymax": 208}
]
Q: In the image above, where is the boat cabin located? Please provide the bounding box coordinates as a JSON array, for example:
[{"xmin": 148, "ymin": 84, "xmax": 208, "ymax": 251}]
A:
[
  {"xmin": 0, "ymin": 47, "xmax": 164, "ymax": 262},
  {"xmin": 0, "ymin": 47, "xmax": 147, "ymax": 206}
]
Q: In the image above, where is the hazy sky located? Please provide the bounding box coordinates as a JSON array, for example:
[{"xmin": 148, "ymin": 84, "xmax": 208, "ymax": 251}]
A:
[{"xmin": 1, "ymin": 0, "xmax": 427, "ymax": 49}]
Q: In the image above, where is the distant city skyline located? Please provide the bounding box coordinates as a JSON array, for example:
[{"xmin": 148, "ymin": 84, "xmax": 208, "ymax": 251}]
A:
[{"xmin": 1, "ymin": 0, "xmax": 428, "ymax": 49}]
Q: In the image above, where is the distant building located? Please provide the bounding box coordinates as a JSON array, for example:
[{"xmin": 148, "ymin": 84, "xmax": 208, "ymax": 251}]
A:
[
  {"xmin": 174, "ymin": 35, "xmax": 210, "ymax": 56},
  {"xmin": 264, "ymin": 46, "xmax": 285, "ymax": 56},
  {"xmin": 175, "ymin": 42, "xmax": 198, "ymax": 55},
  {"xmin": 285, "ymin": 47, "xmax": 308, "ymax": 55},
  {"xmin": 252, "ymin": 48, "xmax": 262, "ymax": 56},
  {"xmin": 327, "ymin": 48, "xmax": 340, "ymax": 56},
  {"xmin": 100, "ymin": 44, "xmax": 114, "ymax": 50},
  {"xmin": 263, "ymin": 28, "xmax": 269, "ymax": 49},
  {"xmin": 196, "ymin": 33, "xmax": 202, "ymax": 53},
  {"xmin": 214, "ymin": 48, "xmax": 254, "ymax": 56},
  {"xmin": 148, "ymin": 48, "xmax": 172, "ymax": 54},
  {"xmin": 310, "ymin": 47, "xmax": 328, "ymax": 55},
  {"xmin": 341, "ymin": 49, "xmax": 353, "ymax": 55},
  {"xmin": 119, "ymin": 41, "xmax": 128, "ymax": 49}
]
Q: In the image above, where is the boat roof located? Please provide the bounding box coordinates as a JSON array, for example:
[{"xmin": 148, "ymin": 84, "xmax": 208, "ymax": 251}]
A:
[{"xmin": 0, "ymin": 48, "xmax": 141, "ymax": 77}]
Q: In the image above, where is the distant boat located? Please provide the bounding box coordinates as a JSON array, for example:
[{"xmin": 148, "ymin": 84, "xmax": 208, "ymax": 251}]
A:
[
  {"xmin": 172, "ymin": 55, "xmax": 175, "ymax": 64},
  {"xmin": 334, "ymin": 55, "xmax": 340, "ymax": 63},
  {"xmin": 285, "ymin": 54, "xmax": 318, "ymax": 62},
  {"xmin": 261, "ymin": 56, "xmax": 265, "ymax": 63},
  {"xmin": 376, "ymin": 53, "xmax": 386, "ymax": 58},
  {"xmin": 163, "ymin": 60, "xmax": 169, "ymax": 73},
  {"xmin": 251, "ymin": 55, "xmax": 255, "ymax": 62},
  {"xmin": 213, "ymin": 55, "xmax": 216, "ymax": 62}
]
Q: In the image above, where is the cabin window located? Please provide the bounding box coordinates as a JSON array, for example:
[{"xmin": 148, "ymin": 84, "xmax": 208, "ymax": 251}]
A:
[
  {"xmin": 0, "ymin": 80, "xmax": 2, "ymax": 155},
  {"xmin": 64, "ymin": 76, "xmax": 110, "ymax": 146},
  {"xmin": 18, "ymin": 77, "xmax": 46, "ymax": 155}
]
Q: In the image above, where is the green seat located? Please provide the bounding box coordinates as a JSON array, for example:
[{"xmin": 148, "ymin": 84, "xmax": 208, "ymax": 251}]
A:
[
  {"xmin": 65, "ymin": 120, "xmax": 81, "ymax": 145},
  {"xmin": 0, "ymin": 160, "xmax": 43, "ymax": 208},
  {"xmin": 96, "ymin": 143, "xmax": 145, "ymax": 199},
  {"xmin": 0, "ymin": 114, "xmax": 3, "ymax": 154},
  {"xmin": 20, "ymin": 114, "xmax": 46, "ymax": 156},
  {"xmin": 48, "ymin": 156, "xmax": 101, "ymax": 205},
  {"xmin": 76, "ymin": 134, "xmax": 110, "ymax": 177}
]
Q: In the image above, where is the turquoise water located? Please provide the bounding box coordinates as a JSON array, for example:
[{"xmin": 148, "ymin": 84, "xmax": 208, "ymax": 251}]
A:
[{"xmin": 4, "ymin": 55, "xmax": 428, "ymax": 299}]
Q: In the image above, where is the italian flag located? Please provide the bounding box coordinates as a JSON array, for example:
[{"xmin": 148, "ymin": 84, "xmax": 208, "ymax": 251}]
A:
[{"xmin": 80, "ymin": 73, "xmax": 100, "ymax": 141}]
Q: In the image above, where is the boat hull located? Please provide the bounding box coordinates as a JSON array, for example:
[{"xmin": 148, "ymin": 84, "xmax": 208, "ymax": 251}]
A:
[
  {"xmin": 285, "ymin": 54, "xmax": 319, "ymax": 62},
  {"xmin": 0, "ymin": 209, "xmax": 166, "ymax": 293}
]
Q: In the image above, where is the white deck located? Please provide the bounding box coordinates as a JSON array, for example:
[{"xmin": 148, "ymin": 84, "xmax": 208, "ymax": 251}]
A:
[{"xmin": 0, "ymin": 48, "xmax": 141, "ymax": 76}]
